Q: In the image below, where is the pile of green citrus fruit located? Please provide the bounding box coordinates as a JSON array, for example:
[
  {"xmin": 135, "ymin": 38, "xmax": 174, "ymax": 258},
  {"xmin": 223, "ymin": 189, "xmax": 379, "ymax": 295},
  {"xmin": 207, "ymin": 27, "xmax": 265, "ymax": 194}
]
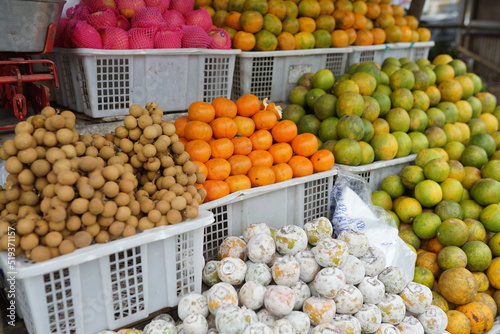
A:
[
  {"xmin": 284, "ymin": 54, "xmax": 499, "ymax": 166},
  {"xmin": 371, "ymin": 146, "xmax": 500, "ymax": 332}
]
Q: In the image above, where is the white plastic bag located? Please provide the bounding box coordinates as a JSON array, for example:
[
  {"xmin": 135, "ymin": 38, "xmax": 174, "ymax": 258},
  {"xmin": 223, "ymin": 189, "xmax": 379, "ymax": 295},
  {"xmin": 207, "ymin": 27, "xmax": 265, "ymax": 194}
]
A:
[{"xmin": 330, "ymin": 170, "xmax": 416, "ymax": 282}]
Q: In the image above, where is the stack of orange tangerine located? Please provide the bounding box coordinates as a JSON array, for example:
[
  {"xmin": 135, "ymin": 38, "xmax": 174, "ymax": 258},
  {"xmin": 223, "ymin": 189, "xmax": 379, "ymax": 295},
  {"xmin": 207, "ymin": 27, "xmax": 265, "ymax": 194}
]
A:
[
  {"xmin": 175, "ymin": 94, "xmax": 335, "ymax": 202},
  {"xmin": 195, "ymin": 0, "xmax": 432, "ymax": 51}
]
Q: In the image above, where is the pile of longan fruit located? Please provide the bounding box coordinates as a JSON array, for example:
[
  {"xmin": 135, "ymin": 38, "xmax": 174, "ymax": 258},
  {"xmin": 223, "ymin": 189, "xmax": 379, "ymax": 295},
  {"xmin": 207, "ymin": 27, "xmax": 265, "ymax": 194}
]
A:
[{"xmin": 0, "ymin": 103, "xmax": 206, "ymax": 262}]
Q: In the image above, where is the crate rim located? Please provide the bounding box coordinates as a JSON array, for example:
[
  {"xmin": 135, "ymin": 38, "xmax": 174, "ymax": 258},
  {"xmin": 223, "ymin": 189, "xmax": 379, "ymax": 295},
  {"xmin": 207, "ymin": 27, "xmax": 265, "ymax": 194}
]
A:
[
  {"xmin": 200, "ymin": 168, "xmax": 338, "ymax": 210},
  {"xmin": 0, "ymin": 210, "xmax": 214, "ymax": 280},
  {"xmin": 350, "ymin": 41, "xmax": 435, "ymax": 53},
  {"xmin": 237, "ymin": 47, "xmax": 353, "ymax": 58},
  {"xmin": 335, "ymin": 154, "xmax": 417, "ymax": 173},
  {"xmin": 51, "ymin": 47, "xmax": 242, "ymax": 57}
]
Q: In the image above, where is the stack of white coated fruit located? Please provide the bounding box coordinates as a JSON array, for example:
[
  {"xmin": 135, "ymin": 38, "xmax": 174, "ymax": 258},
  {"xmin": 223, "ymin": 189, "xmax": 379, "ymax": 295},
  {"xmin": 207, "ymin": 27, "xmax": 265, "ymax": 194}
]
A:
[{"xmin": 100, "ymin": 218, "xmax": 451, "ymax": 334}]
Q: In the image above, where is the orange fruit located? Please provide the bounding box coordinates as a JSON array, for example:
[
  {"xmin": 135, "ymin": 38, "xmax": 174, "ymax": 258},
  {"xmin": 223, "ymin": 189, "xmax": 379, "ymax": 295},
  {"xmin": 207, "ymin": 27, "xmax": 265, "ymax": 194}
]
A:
[
  {"xmin": 298, "ymin": 16, "xmax": 316, "ymax": 33},
  {"xmin": 232, "ymin": 31, "xmax": 256, "ymax": 51},
  {"xmin": 310, "ymin": 149, "xmax": 335, "ymax": 172},
  {"xmin": 236, "ymin": 94, "xmax": 261, "ymax": 117},
  {"xmin": 291, "ymin": 133, "xmax": 318, "ymax": 157},
  {"xmin": 211, "ymin": 97, "xmax": 237, "ymax": 118},
  {"xmin": 277, "ymin": 31, "xmax": 296, "ymax": 50},
  {"xmin": 240, "ymin": 10, "xmax": 264, "ymax": 33},
  {"xmin": 288, "ymin": 155, "xmax": 314, "ymax": 177},
  {"xmin": 188, "ymin": 101, "xmax": 215, "ymax": 123},
  {"xmin": 331, "ymin": 30, "xmax": 349, "ymax": 48}
]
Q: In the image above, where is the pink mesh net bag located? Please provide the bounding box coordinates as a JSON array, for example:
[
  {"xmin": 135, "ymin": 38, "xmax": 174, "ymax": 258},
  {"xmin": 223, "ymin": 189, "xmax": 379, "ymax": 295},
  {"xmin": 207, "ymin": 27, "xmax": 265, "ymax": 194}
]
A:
[
  {"xmin": 154, "ymin": 28, "xmax": 182, "ymax": 48},
  {"xmin": 162, "ymin": 10, "xmax": 185, "ymax": 30},
  {"xmin": 117, "ymin": 15, "xmax": 131, "ymax": 30},
  {"xmin": 68, "ymin": 2, "xmax": 91, "ymax": 20},
  {"xmin": 131, "ymin": 7, "xmax": 166, "ymax": 28},
  {"xmin": 55, "ymin": 18, "xmax": 68, "ymax": 47},
  {"xmin": 72, "ymin": 21, "xmax": 103, "ymax": 49},
  {"xmin": 87, "ymin": 0, "xmax": 117, "ymax": 13},
  {"xmin": 99, "ymin": 27, "xmax": 129, "ymax": 49},
  {"xmin": 145, "ymin": 0, "xmax": 170, "ymax": 14},
  {"xmin": 169, "ymin": 0, "xmax": 194, "ymax": 15},
  {"xmin": 184, "ymin": 7, "xmax": 212, "ymax": 32},
  {"xmin": 181, "ymin": 25, "xmax": 210, "ymax": 49},
  {"xmin": 128, "ymin": 27, "xmax": 156, "ymax": 49},
  {"xmin": 88, "ymin": 8, "xmax": 118, "ymax": 29},
  {"xmin": 208, "ymin": 28, "xmax": 231, "ymax": 50},
  {"xmin": 116, "ymin": 0, "xmax": 146, "ymax": 19},
  {"xmin": 64, "ymin": 19, "xmax": 81, "ymax": 48}
]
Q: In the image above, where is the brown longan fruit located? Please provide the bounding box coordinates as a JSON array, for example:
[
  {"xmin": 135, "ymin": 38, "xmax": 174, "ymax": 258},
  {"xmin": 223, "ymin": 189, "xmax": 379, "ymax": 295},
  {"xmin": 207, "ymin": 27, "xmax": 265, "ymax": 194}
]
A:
[
  {"xmin": 198, "ymin": 187, "xmax": 207, "ymax": 200},
  {"xmin": 102, "ymin": 165, "xmax": 120, "ymax": 181},
  {"xmin": 2, "ymin": 139, "xmax": 17, "ymax": 156},
  {"xmin": 182, "ymin": 192, "xmax": 193, "ymax": 205},
  {"xmin": 41, "ymin": 106, "xmax": 55, "ymax": 118},
  {"xmin": 34, "ymin": 219, "xmax": 49, "ymax": 236},
  {"xmin": 162, "ymin": 122, "xmax": 176, "ymax": 136},
  {"xmin": 161, "ymin": 176, "xmax": 175, "ymax": 189},
  {"xmin": 34, "ymin": 177, "xmax": 48, "ymax": 193},
  {"xmin": 154, "ymin": 137, "xmax": 170, "ymax": 153},
  {"xmin": 50, "ymin": 115, "xmax": 66, "ymax": 130},
  {"xmin": 128, "ymin": 127, "xmax": 142, "ymax": 141},
  {"xmin": 156, "ymin": 200, "xmax": 171, "ymax": 215},
  {"xmin": 5, "ymin": 187, "xmax": 21, "ymax": 202},
  {"xmin": 156, "ymin": 215, "xmax": 168, "ymax": 227},
  {"xmin": 66, "ymin": 216, "xmax": 82, "ymax": 231},
  {"xmin": 48, "ymin": 206, "xmax": 67, "ymax": 223},
  {"xmin": 115, "ymin": 125, "xmax": 129, "ymax": 139},
  {"xmin": 31, "ymin": 128, "xmax": 46, "ymax": 147},
  {"xmin": 101, "ymin": 200, "xmax": 117, "ymax": 217},
  {"xmin": 70, "ymin": 198, "xmax": 89, "ymax": 215},
  {"xmin": 97, "ymin": 216, "xmax": 113, "ymax": 228},
  {"xmin": 20, "ymin": 233, "xmax": 39, "ymax": 251},
  {"xmin": 57, "ymin": 170, "xmax": 78, "ymax": 186},
  {"xmin": 30, "ymin": 159, "xmax": 51, "ymax": 178},
  {"xmin": 15, "ymin": 121, "xmax": 34, "ymax": 135},
  {"xmin": 163, "ymin": 166, "xmax": 176, "ymax": 177},
  {"xmin": 126, "ymin": 215, "xmax": 138, "ymax": 228},
  {"xmin": 85, "ymin": 223, "xmax": 100, "ymax": 237},
  {"xmin": 166, "ymin": 209, "xmax": 182, "ymax": 224},
  {"xmin": 48, "ymin": 220, "xmax": 66, "ymax": 232},
  {"xmin": 45, "ymin": 148, "xmax": 65, "ymax": 165},
  {"xmin": 57, "ymin": 185, "xmax": 75, "ymax": 202},
  {"xmin": 129, "ymin": 104, "xmax": 143, "ymax": 117},
  {"xmin": 17, "ymin": 147, "xmax": 37, "ymax": 165},
  {"xmin": 147, "ymin": 209, "xmax": 161, "ymax": 223},
  {"xmin": 114, "ymin": 192, "xmax": 131, "ymax": 207},
  {"xmin": 122, "ymin": 224, "xmax": 136, "ymax": 238},
  {"xmin": 171, "ymin": 141, "xmax": 184, "ymax": 155},
  {"xmin": 115, "ymin": 206, "xmax": 132, "ymax": 222},
  {"xmin": 130, "ymin": 154, "xmax": 143, "ymax": 169},
  {"xmin": 59, "ymin": 239, "xmax": 76, "ymax": 255},
  {"xmin": 171, "ymin": 196, "xmax": 187, "ymax": 211},
  {"xmin": 74, "ymin": 231, "xmax": 93, "ymax": 248},
  {"xmin": 138, "ymin": 217, "xmax": 154, "ymax": 231},
  {"xmin": 78, "ymin": 183, "xmax": 95, "ymax": 199},
  {"xmin": 139, "ymin": 198, "xmax": 154, "ymax": 213},
  {"xmin": 85, "ymin": 146, "xmax": 98, "ymax": 157},
  {"xmin": 161, "ymin": 190, "xmax": 177, "ymax": 203},
  {"xmin": 41, "ymin": 183, "xmax": 55, "ymax": 198},
  {"xmin": 31, "ymin": 115, "xmax": 45, "ymax": 129},
  {"xmin": 30, "ymin": 245, "xmax": 51, "ymax": 262},
  {"xmin": 95, "ymin": 230, "xmax": 110, "ymax": 243},
  {"xmin": 92, "ymin": 135, "xmax": 106, "ymax": 149},
  {"xmin": 81, "ymin": 212, "xmax": 97, "ymax": 227},
  {"xmin": 78, "ymin": 156, "xmax": 98, "ymax": 172},
  {"xmin": 175, "ymin": 151, "xmax": 190, "ymax": 165},
  {"xmin": 88, "ymin": 174, "xmax": 105, "ymax": 190},
  {"xmin": 99, "ymin": 145, "xmax": 115, "ymax": 160},
  {"xmin": 186, "ymin": 185, "xmax": 198, "ymax": 196},
  {"xmin": 14, "ymin": 132, "xmax": 33, "ymax": 150},
  {"xmin": 61, "ymin": 144, "xmax": 77, "ymax": 158},
  {"xmin": 185, "ymin": 205, "xmax": 199, "ymax": 219},
  {"xmin": 116, "ymin": 152, "xmax": 129, "ymax": 164},
  {"xmin": 45, "ymin": 231, "xmax": 63, "ymax": 247},
  {"xmin": 60, "ymin": 110, "xmax": 76, "ymax": 121},
  {"xmin": 108, "ymin": 221, "xmax": 125, "ymax": 236},
  {"xmin": 169, "ymin": 183, "xmax": 185, "ymax": 196},
  {"xmin": 103, "ymin": 181, "xmax": 119, "ymax": 198},
  {"xmin": 160, "ymin": 155, "xmax": 174, "ymax": 168},
  {"xmin": 52, "ymin": 158, "xmax": 71, "ymax": 174},
  {"xmin": 183, "ymin": 161, "xmax": 197, "ymax": 175},
  {"xmin": 20, "ymin": 191, "xmax": 39, "ymax": 206},
  {"xmin": 119, "ymin": 138, "xmax": 134, "ymax": 153},
  {"xmin": 43, "ymin": 131, "xmax": 58, "ymax": 147},
  {"xmin": 128, "ymin": 200, "xmax": 141, "ymax": 216},
  {"xmin": 142, "ymin": 143, "xmax": 157, "ymax": 158},
  {"xmin": 136, "ymin": 150, "xmax": 148, "ymax": 163},
  {"xmin": 0, "ymin": 147, "xmax": 8, "ymax": 160},
  {"xmin": 119, "ymin": 179, "xmax": 135, "ymax": 194},
  {"xmin": 56, "ymin": 128, "xmax": 74, "ymax": 145},
  {"xmin": 143, "ymin": 125, "xmax": 158, "ymax": 140},
  {"xmin": 176, "ymin": 173, "xmax": 188, "ymax": 186},
  {"xmin": 151, "ymin": 113, "xmax": 162, "ymax": 125},
  {"xmin": 5, "ymin": 156, "xmax": 23, "ymax": 174},
  {"xmin": 50, "ymin": 196, "xmax": 68, "ymax": 209},
  {"xmin": 138, "ymin": 115, "xmax": 153, "ymax": 129},
  {"xmin": 124, "ymin": 115, "xmax": 138, "ymax": 129},
  {"xmin": 16, "ymin": 218, "xmax": 35, "ymax": 235}
]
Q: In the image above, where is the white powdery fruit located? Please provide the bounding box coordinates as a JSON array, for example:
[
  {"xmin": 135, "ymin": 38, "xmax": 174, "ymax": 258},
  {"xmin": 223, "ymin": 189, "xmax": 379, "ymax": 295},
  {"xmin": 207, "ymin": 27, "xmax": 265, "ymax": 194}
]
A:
[
  {"xmin": 218, "ymin": 236, "xmax": 246, "ymax": 261},
  {"xmin": 354, "ymin": 304, "xmax": 382, "ymax": 334},
  {"xmin": 239, "ymin": 281, "xmax": 266, "ymax": 310},
  {"xmin": 399, "ymin": 282, "xmax": 432, "ymax": 314},
  {"xmin": 178, "ymin": 293, "xmax": 209, "ymax": 320},
  {"xmin": 243, "ymin": 223, "xmax": 271, "ymax": 243},
  {"xmin": 337, "ymin": 229, "xmax": 369, "ymax": 257},
  {"xmin": 303, "ymin": 217, "xmax": 333, "ymax": 246},
  {"xmin": 377, "ymin": 266, "xmax": 408, "ymax": 294},
  {"xmin": 263, "ymin": 285, "xmax": 295, "ymax": 317},
  {"xmin": 152, "ymin": 313, "xmax": 175, "ymax": 323},
  {"xmin": 357, "ymin": 276, "xmax": 385, "ymax": 305},
  {"xmin": 245, "ymin": 261, "xmax": 272, "ymax": 286},
  {"xmin": 215, "ymin": 305, "xmax": 247, "ymax": 334},
  {"xmin": 271, "ymin": 255, "xmax": 300, "ymax": 287},
  {"xmin": 396, "ymin": 316, "xmax": 425, "ymax": 334},
  {"xmin": 332, "ymin": 314, "xmax": 362, "ymax": 334},
  {"xmin": 291, "ymin": 280, "xmax": 311, "ymax": 310},
  {"xmin": 217, "ymin": 257, "xmax": 247, "ymax": 285},
  {"xmin": 339, "ymin": 254, "xmax": 365, "ymax": 285},
  {"xmin": 302, "ymin": 296, "xmax": 336, "ymax": 326},
  {"xmin": 183, "ymin": 313, "xmax": 208, "ymax": 334},
  {"xmin": 333, "ymin": 285, "xmax": 364, "ymax": 314},
  {"xmin": 312, "ymin": 237, "xmax": 349, "ymax": 268},
  {"xmin": 143, "ymin": 319, "xmax": 177, "ymax": 334},
  {"xmin": 377, "ymin": 293, "xmax": 406, "ymax": 325},
  {"xmin": 241, "ymin": 307, "xmax": 258, "ymax": 327},
  {"xmin": 246, "ymin": 233, "xmax": 275, "ymax": 264},
  {"xmin": 256, "ymin": 309, "xmax": 276, "ymax": 326},
  {"xmin": 295, "ymin": 250, "xmax": 321, "ymax": 283},
  {"xmin": 274, "ymin": 225, "xmax": 308, "ymax": 256},
  {"xmin": 358, "ymin": 245, "xmax": 386, "ymax": 277},
  {"xmin": 206, "ymin": 282, "xmax": 238, "ymax": 315},
  {"xmin": 417, "ymin": 305, "xmax": 448, "ymax": 334},
  {"xmin": 241, "ymin": 322, "xmax": 273, "ymax": 334},
  {"xmin": 285, "ymin": 311, "xmax": 311, "ymax": 334},
  {"xmin": 271, "ymin": 319, "xmax": 297, "ymax": 334},
  {"xmin": 312, "ymin": 267, "xmax": 346, "ymax": 298},
  {"xmin": 202, "ymin": 260, "xmax": 221, "ymax": 287},
  {"xmin": 374, "ymin": 323, "xmax": 401, "ymax": 333},
  {"xmin": 310, "ymin": 323, "xmax": 342, "ymax": 334}
]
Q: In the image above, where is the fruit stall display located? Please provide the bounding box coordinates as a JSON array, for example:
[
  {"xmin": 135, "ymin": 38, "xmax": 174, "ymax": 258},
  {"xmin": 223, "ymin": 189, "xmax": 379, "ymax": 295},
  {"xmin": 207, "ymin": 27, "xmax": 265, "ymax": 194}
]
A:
[
  {"xmin": 284, "ymin": 54, "xmax": 497, "ymax": 170},
  {"xmin": 97, "ymin": 222, "xmax": 451, "ymax": 334}
]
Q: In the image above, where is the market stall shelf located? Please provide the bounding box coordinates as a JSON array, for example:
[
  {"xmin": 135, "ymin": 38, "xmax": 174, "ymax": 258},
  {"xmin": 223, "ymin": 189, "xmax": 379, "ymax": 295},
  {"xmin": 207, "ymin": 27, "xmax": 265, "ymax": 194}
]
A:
[{"xmin": 0, "ymin": 211, "xmax": 213, "ymax": 334}]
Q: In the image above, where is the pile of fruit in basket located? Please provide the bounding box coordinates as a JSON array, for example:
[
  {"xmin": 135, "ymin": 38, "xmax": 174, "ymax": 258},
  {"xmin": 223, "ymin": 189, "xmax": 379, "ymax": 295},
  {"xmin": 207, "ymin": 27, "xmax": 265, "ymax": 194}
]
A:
[
  {"xmin": 284, "ymin": 54, "xmax": 499, "ymax": 166},
  {"xmin": 206, "ymin": 0, "xmax": 432, "ymax": 51},
  {"xmin": 0, "ymin": 103, "xmax": 206, "ymax": 262},
  {"xmin": 174, "ymin": 95, "xmax": 335, "ymax": 202},
  {"xmin": 56, "ymin": 0, "xmax": 231, "ymax": 50},
  {"xmin": 369, "ymin": 145, "xmax": 500, "ymax": 333},
  {"xmin": 102, "ymin": 221, "xmax": 456, "ymax": 334}
]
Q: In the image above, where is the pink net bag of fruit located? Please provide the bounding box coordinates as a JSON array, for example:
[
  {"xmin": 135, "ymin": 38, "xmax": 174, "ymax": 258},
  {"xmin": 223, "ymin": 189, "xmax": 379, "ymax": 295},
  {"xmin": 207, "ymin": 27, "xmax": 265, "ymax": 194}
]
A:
[
  {"xmin": 67, "ymin": 2, "xmax": 91, "ymax": 20},
  {"xmin": 128, "ymin": 27, "xmax": 156, "ymax": 49},
  {"xmin": 99, "ymin": 27, "xmax": 129, "ymax": 49},
  {"xmin": 184, "ymin": 7, "xmax": 212, "ymax": 32},
  {"xmin": 63, "ymin": 19, "xmax": 81, "ymax": 48},
  {"xmin": 117, "ymin": 14, "xmax": 131, "ymax": 30},
  {"xmin": 55, "ymin": 18, "xmax": 68, "ymax": 47},
  {"xmin": 145, "ymin": 0, "xmax": 170, "ymax": 14},
  {"xmin": 131, "ymin": 7, "xmax": 166, "ymax": 28},
  {"xmin": 116, "ymin": 0, "xmax": 146, "ymax": 19},
  {"xmin": 208, "ymin": 28, "xmax": 231, "ymax": 50},
  {"xmin": 162, "ymin": 9, "xmax": 185, "ymax": 30},
  {"xmin": 72, "ymin": 21, "xmax": 103, "ymax": 49},
  {"xmin": 87, "ymin": 0, "xmax": 116, "ymax": 13},
  {"xmin": 169, "ymin": 0, "xmax": 194, "ymax": 15},
  {"xmin": 181, "ymin": 25, "xmax": 210, "ymax": 49},
  {"xmin": 154, "ymin": 28, "xmax": 182, "ymax": 48},
  {"xmin": 88, "ymin": 8, "xmax": 118, "ymax": 29}
]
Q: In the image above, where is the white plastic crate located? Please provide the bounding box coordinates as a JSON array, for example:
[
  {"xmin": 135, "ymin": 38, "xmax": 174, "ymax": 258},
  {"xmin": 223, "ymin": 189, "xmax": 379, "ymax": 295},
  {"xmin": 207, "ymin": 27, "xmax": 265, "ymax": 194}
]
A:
[
  {"xmin": 50, "ymin": 48, "xmax": 240, "ymax": 118},
  {"xmin": 348, "ymin": 42, "xmax": 435, "ymax": 67},
  {"xmin": 200, "ymin": 169, "xmax": 337, "ymax": 261},
  {"xmin": 348, "ymin": 44, "xmax": 387, "ymax": 68},
  {"xmin": 336, "ymin": 154, "xmax": 416, "ymax": 192},
  {"xmin": 231, "ymin": 48, "xmax": 351, "ymax": 102},
  {"xmin": 0, "ymin": 210, "xmax": 213, "ymax": 334}
]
